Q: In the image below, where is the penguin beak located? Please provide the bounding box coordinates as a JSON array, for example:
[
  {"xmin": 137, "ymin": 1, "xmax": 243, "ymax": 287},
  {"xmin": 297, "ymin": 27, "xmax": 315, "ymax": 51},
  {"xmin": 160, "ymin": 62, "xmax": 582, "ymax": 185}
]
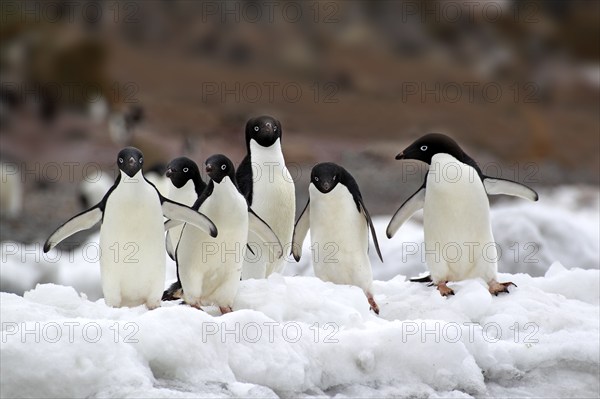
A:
[
  {"xmin": 205, "ymin": 164, "xmax": 213, "ymax": 174},
  {"xmin": 323, "ymin": 182, "xmax": 331, "ymax": 191},
  {"xmin": 395, "ymin": 152, "xmax": 405, "ymax": 160},
  {"xmin": 165, "ymin": 168, "xmax": 173, "ymax": 178},
  {"xmin": 128, "ymin": 157, "xmax": 136, "ymax": 167},
  {"xmin": 262, "ymin": 126, "xmax": 273, "ymax": 135}
]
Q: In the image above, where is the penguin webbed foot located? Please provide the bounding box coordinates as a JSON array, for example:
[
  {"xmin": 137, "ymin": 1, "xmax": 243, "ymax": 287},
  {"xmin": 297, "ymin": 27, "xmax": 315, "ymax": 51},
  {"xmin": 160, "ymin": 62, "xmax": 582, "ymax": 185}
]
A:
[
  {"xmin": 437, "ymin": 282, "xmax": 454, "ymax": 297},
  {"xmin": 367, "ymin": 293, "xmax": 379, "ymax": 315},
  {"xmin": 488, "ymin": 281, "xmax": 516, "ymax": 296},
  {"xmin": 219, "ymin": 306, "xmax": 233, "ymax": 315}
]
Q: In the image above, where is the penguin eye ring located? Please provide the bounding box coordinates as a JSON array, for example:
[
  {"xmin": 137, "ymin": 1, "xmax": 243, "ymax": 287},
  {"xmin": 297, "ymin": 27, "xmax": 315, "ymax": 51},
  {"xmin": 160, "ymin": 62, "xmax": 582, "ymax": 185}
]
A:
[
  {"xmin": 183, "ymin": 167, "xmax": 189, "ymax": 173},
  {"xmin": 420, "ymin": 145, "xmax": 428, "ymax": 151},
  {"xmin": 254, "ymin": 126, "xmax": 259, "ymax": 131},
  {"xmin": 274, "ymin": 126, "xmax": 277, "ymax": 131},
  {"xmin": 139, "ymin": 158, "xmax": 143, "ymax": 164},
  {"xmin": 315, "ymin": 177, "xmax": 319, "ymax": 182},
  {"xmin": 118, "ymin": 158, "xmax": 123, "ymax": 163},
  {"xmin": 221, "ymin": 164, "xmax": 227, "ymax": 170}
]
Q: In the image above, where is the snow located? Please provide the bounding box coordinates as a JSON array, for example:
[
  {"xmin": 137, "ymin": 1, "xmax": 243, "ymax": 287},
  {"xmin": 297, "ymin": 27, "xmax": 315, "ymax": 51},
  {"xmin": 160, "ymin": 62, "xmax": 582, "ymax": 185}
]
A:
[{"xmin": 1, "ymin": 186, "xmax": 599, "ymax": 398}]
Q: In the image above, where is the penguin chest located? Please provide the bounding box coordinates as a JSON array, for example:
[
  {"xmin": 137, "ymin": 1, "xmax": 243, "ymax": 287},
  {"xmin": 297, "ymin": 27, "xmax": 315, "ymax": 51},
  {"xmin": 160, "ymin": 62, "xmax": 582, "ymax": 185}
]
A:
[
  {"xmin": 99, "ymin": 177, "xmax": 165, "ymax": 304},
  {"xmin": 178, "ymin": 182, "xmax": 247, "ymax": 303},
  {"xmin": 309, "ymin": 185, "xmax": 372, "ymax": 290},
  {"xmin": 249, "ymin": 142, "xmax": 296, "ymax": 243},
  {"xmin": 167, "ymin": 180, "xmax": 197, "ymax": 250},
  {"xmin": 423, "ymin": 154, "xmax": 495, "ymax": 278},
  {"xmin": 167, "ymin": 179, "xmax": 197, "ymax": 206}
]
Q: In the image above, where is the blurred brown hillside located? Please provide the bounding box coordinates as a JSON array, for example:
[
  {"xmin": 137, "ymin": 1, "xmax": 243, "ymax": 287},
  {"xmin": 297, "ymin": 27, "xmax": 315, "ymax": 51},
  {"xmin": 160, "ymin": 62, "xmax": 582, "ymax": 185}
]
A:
[{"xmin": 1, "ymin": 0, "xmax": 599, "ymax": 242}]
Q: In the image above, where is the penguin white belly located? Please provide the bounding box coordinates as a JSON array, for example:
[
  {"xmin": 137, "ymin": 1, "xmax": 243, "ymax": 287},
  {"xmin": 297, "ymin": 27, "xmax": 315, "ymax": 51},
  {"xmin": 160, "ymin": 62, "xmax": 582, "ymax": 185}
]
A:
[
  {"xmin": 309, "ymin": 184, "xmax": 373, "ymax": 293},
  {"xmin": 423, "ymin": 154, "xmax": 497, "ymax": 284},
  {"xmin": 166, "ymin": 180, "xmax": 197, "ymax": 253},
  {"xmin": 179, "ymin": 182, "xmax": 248, "ymax": 308},
  {"xmin": 243, "ymin": 140, "xmax": 295, "ymax": 278},
  {"xmin": 99, "ymin": 175, "xmax": 165, "ymax": 308}
]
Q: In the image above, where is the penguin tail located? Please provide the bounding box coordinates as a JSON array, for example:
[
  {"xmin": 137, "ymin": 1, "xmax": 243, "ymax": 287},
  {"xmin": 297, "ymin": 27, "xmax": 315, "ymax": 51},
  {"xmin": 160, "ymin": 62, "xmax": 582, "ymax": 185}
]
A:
[
  {"xmin": 162, "ymin": 280, "xmax": 183, "ymax": 301},
  {"xmin": 409, "ymin": 274, "xmax": 433, "ymax": 284}
]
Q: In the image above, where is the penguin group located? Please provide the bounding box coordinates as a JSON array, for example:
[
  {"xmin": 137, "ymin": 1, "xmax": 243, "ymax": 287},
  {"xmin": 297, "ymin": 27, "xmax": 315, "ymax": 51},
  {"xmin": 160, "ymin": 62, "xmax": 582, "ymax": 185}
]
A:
[{"xmin": 44, "ymin": 116, "xmax": 539, "ymax": 314}]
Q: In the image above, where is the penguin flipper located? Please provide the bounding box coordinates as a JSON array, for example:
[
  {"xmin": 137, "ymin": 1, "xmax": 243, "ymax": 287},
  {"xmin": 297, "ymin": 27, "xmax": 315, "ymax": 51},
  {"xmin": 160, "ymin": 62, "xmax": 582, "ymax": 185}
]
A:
[
  {"xmin": 161, "ymin": 199, "xmax": 218, "ymax": 238},
  {"xmin": 386, "ymin": 186, "xmax": 425, "ymax": 239},
  {"xmin": 164, "ymin": 219, "xmax": 183, "ymax": 232},
  {"xmin": 291, "ymin": 200, "xmax": 310, "ymax": 262},
  {"xmin": 483, "ymin": 177, "xmax": 539, "ymax": 202},
  {"xmin": 359, "ymin": 201, "xmax": 384, "ymax": 263},
  {"xmin": 44, "ymin": 207, "xmax": 103, "ymax": 252},
  {"xmin": 248, "ymin": 209, "xmax": 283, "ymax": 259},
  {"xmin": 165, "ymin": 230, "xmax": 176, "ymax": 261}
]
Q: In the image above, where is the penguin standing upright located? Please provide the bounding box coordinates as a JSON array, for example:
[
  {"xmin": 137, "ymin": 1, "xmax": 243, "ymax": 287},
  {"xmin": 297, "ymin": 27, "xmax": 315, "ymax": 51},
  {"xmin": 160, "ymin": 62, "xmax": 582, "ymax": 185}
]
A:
[
  {"xmin": 236, "ymin": 116, "xmax": 295, "ymax": 279},
  {"xmin": 386, "ymin": 134, "xmax": 539, "ymax": 296},
  {"xmin": 161, "ymin": 157, "xmax": 207, "ymax": 301},
  {"xmin": 292, "ymin": 163, "xmax": 383, "ymax": 314},
  {"xmin": 170, "ymin": 154, "xmax": 282, "ymax": 314},
  {"xmin": 44, "ymin": 147, "xmax": 218, "ymax": 309}
]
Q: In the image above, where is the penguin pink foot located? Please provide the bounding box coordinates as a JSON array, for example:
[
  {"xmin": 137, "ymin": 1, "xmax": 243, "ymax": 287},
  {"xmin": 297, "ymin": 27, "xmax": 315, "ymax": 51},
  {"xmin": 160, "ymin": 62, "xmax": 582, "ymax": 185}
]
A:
[
  {"xmin": 367, "ymin": 293, "xmax": 379, "ymax": 315},
  {"xmin": 219, "ymin": 306, "xmax": 233, "ymax": 314},
  {"xmin": 488, "ymin": 281, "xmax": 516, "ymax": 296},
  {"xmin": 437, "ymin": 282, "xmax": 454, "ymax": 297}
]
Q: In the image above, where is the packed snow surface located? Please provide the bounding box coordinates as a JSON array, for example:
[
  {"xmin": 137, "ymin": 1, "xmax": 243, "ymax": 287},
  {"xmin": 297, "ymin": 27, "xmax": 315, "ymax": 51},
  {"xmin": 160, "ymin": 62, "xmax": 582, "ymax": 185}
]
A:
[{"xmin": 1, "ymin": 186, "xmax": 599, "ymax": 398}]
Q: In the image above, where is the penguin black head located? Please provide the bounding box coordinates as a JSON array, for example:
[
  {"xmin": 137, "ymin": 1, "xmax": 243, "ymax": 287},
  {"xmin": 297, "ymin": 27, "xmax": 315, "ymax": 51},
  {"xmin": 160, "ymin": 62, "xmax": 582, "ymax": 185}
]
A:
[
  {"xmin": 165, "ymin": 157, "xmax": 201, "ymax": 188},
  {"xmin": 245, "ymin": 115, "xmax": 282, "ymax": 148},
  {"xmin": 395, "ymin": 133, "xmax": 470, "ymax": 165},
  {"xmin": 311, "ymin": 162, "xmax": 343, "ymax": 194},
  {"xmin": 117, "ymin": 147, "xmax": 143, "ymax": 177},
  {"xmin": 205, "ymin": 154, "xmax": 235, "ymax": 184}
]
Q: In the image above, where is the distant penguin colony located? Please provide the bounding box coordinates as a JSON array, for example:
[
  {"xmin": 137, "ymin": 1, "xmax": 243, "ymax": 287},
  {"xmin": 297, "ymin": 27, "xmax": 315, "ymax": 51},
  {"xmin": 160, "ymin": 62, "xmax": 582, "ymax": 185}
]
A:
[{"xmin": 44, "ymin": 117, "xmax": 539, "ymax": 313}]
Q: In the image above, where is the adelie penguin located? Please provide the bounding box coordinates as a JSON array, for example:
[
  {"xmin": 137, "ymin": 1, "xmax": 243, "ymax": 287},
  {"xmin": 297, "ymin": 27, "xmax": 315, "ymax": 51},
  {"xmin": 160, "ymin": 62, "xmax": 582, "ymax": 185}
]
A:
[
  {"xmin": 164, "ymin": 157, "xmax": 207, "ymax": 260},
  {"xmin": 162, "ymin": 157, "xmax": 207, "ymax": 301},
  {"xmin": 44, "ymin": 147, "xmax": 218, "ymax": 309},
  {"xmin": 292, "ymin": 163, "xmax": 383, "ymax": 315},
  {"xmin": 386, "ymin": 134, "xmax": 538, "ymax": 297},
  {"xmin": 166, "ymin": 154, "xmax": 283, "ymax": 314},
  {"xmin": 236, "ymin": 116, "xmax": 296, "ymax": 279}
]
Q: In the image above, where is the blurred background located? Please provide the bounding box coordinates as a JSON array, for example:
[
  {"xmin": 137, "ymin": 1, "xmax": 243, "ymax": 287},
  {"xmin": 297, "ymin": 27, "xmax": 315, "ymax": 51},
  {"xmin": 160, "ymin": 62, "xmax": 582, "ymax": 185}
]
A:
[{"xmin": 1, "ymin": 0, "xmax": 598, "ymax": 250}]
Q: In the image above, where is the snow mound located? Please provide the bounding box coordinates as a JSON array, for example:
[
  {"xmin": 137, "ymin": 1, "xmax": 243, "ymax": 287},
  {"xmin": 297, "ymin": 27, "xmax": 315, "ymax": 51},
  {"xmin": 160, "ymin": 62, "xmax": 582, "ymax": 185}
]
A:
[
  {"xmin": 1, "ymin": 186, "xmax": 598, "ymax": 397},
  {"xmin": 2, "ymin": 264, "xmax": 599, "ymax": 398}
]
